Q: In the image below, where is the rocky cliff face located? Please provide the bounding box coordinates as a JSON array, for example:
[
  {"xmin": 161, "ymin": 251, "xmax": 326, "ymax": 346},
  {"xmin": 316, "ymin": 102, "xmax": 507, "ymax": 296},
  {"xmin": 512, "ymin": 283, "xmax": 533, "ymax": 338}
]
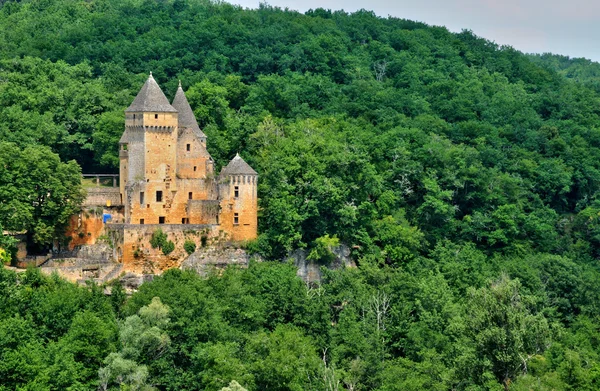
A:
[
  {"xmin": 290, "ymin": 244, "xmax": 355, "ymax": 283},
  {"xmin": 181, "ymin": 243, "xmax": 250, "ymax": 276}
]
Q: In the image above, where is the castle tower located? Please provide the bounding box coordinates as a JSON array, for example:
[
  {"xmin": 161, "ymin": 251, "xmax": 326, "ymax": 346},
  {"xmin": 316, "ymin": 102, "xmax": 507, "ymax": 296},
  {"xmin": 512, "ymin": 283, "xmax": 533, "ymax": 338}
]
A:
[
  {"xmin": 170, "ymin": 81, "xmax": 218, "ymax": 224},
  {"xmin": 218, "ymin": 154, "xmax": 258, "ymax": 241},
  {"xmin": 172, "ymin": 81, "xmax": 214, "ymax": 180},
  {"xmin": 120, "ymin": 73, "xmax": 179, "ymax": 224}
]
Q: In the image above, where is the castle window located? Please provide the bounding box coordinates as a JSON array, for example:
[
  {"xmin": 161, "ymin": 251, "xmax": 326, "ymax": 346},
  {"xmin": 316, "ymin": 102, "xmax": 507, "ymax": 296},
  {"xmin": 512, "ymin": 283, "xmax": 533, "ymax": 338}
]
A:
[
  {"xmin": 159, "ymin": 216, "xmax": 165, "ymax": 224},
  {"xmin": 156, "ymin": 191, "xmax": 163, "ymax": 202},
  {"xmin": 234, "ymin": 186, "xmax": 239, "ymax": 198},
  {"xmin": 186, "ymin": 144, "xmax": 190, "ymax": 151},
  {"xmin": 154, "ymin": 114, "xmax": 158, "ymax": 119},
  {"xmin": 140, "ymin": 219, "xmax": 144, "ymax": 225},
  {"xmin": 193, "ymin": 166, "xmax": 197, "ymax": 172},
  {"xmin": 234, "ymin": 213, "xmax": 239, "ymax": 225},
  {"xmin": 140, "ymin": 192, "xmax": 144, "ymax": 205},
  {"xmin": 188, "ymin": 192, "xmax": 193, "ymax": 200},
  {"xmin": 133, "ymin": 114, "xmax": 136, "ymax": 120}
]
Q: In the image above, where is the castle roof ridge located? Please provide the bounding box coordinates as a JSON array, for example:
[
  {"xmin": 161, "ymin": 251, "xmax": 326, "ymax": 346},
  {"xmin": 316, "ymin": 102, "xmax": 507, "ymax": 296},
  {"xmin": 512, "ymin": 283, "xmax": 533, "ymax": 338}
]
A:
[{"xmin": 126, "ymin": 73, "xmax": 177, "ymax": 113}]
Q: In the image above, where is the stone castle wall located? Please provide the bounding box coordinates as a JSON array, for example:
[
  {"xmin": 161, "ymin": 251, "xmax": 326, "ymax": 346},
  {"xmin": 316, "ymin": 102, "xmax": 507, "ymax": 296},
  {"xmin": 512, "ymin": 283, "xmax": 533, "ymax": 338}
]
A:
[
  {"xmin": 65, "ymin": 206, "xmax": 124, "ymax": 250},
  {"xmin": 84, "ymin": 188, "xmax": 122, "ymax": 207},
  {"xmin": 106, "ymin": 223, "xmax": 221, "ymax": 273}
]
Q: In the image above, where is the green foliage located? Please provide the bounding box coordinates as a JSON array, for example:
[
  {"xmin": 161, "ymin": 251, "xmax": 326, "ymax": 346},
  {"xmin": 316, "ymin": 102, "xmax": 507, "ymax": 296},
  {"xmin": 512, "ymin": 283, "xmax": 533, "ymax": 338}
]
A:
[
  {"xmin": 458, "ymin": 274, "xmax": 551, "ymax": 388},
  {"xmin": 220, "ymin": 380, "xmax": 248, "ymax": 391},
  {"xmin": 149, "ymin": 229, "xmax": 167, "ymax": 250},
  {"xmin": 0, "ymin": 142, "xmax": 84, "ymax": 249},
  {"xmin": 183, "ymin": 239, "xmax": 196, "ymax": 255},
  {"xmin": 0, "ymin": 224, "xmax": 17, "ymax": 265},
  {"xmin": 98, "ymin": 297, "xmax": 170, "ymax": 391},
  {"xmin": 3, "ymin": 1, "xmax": 600, "ymax": 389},
  {"xmin": 149, "ymin": 229, "xmax": 175, "ymax": 255},
  {"xmin": 0, "ymin": 268, "xmax": 117, "ymax": 390},
  {"xmin": 161, "ymin": 240, "xmax": 175, "ymax": 256},
  {"xmin": 307, "ymin": 234, "xmax": 339, "ymax": 264}
]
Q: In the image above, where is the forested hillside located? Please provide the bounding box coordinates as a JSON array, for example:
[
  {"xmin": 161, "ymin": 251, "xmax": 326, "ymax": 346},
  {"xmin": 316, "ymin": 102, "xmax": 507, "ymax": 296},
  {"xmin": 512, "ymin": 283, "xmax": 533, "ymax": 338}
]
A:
[
  {"xmin": 529, "ymin": 53, "xmax": 600, "ymax": 92},
  {"xmin": 2, "ymin": 0, "xmax": 600, "ymax": 389}
]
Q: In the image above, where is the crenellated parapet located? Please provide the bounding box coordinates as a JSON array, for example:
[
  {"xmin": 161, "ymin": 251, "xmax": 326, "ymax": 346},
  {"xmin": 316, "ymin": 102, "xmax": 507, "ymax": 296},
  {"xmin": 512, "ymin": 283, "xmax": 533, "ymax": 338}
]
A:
[{"xmin": 144, "ymin": 125, "xmax": 176, "ymax": 133}]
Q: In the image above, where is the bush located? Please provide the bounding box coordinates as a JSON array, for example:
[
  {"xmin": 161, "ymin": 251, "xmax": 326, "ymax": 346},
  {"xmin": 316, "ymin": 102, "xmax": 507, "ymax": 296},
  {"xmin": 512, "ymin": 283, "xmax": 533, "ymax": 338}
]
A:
[
  {"xmin": 150, "ymin": 229, "xmax": 174, "ymax": 255},
  {"xmin": 162, "ymin": 240, "xmax": 175, "ymax": 255},
  {"xmin": 150, "ymin": 229, "xmax": 168, "ymax": 249},
  {"xmin": 184, "ymin": 240, "xmax": 196, "ymax": 255},
  {"xmin": 307, "ymin": 234, "xmax": 339, "ymax": 265}
]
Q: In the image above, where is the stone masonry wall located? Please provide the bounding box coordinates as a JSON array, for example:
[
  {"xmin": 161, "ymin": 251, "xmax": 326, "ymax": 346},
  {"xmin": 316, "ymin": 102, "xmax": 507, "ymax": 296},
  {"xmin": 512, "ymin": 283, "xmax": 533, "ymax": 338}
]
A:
[
  {"xmin": 84, "ymin": 188, "xmax": 122, "ymax": 207},
  {"xmin": 65, "ymin": 206, "xmax": 124, "ymax": 250},
  {"xmin": 106, "ymin": 223, "xmax": 221, "ymax": 273},
  {"xmin": 219, "ymin": 175, "xmax": 258, "ymax": 241}
]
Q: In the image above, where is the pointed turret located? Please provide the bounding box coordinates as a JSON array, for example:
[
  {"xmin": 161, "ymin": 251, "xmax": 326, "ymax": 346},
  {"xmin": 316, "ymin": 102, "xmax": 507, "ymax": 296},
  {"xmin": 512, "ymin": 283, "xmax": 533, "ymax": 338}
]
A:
[
  {"xmin": 126, "ymin": 73, "xmax": 177, "ymax": 113},
  {"xmin": 220, "ymin": 153, "xmax": 258, "ymax": 176},
  {"xmin": 171, "ymin": 81, "xmax": 206, "ymax": 138}
]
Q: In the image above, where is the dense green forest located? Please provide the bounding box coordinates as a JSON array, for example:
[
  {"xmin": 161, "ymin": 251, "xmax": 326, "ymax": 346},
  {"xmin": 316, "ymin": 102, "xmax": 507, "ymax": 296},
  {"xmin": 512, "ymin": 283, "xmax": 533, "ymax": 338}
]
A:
[{"xmin": 3, "ymin": 0, "xmax": 600, "ymax": 389}]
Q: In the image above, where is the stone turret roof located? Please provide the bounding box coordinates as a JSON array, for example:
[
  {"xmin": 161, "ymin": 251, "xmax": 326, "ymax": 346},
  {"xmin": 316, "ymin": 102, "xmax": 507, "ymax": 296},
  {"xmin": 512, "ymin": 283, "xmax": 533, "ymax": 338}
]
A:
[
  {"xmin": 171, "ymin": 81, "xmax": 206, "ymax": 138},
  {"xmin": 119, "ymin": 131, "xmax": 129, "ymax": 144},
  {"xmin": 126, "ymin": 73, "xmax": 177, "ymax": 113},
  {"xmin": 220, "ymin": 153, "xmax": 257, "ymax": 176}
]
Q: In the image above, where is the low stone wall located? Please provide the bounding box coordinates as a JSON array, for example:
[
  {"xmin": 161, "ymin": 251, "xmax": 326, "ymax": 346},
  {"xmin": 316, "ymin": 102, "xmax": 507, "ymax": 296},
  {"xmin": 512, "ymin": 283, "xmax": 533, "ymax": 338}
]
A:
[
  {"xmin": 16, "ymin": 254, "xmax": 51, "ymax": 268},
  {"xmin": 41, "ymin": 263, "xmax": 123, "ymax": 285},
  {"xmin": 84, "ymin": 188, "xmax": 122, "ymax": 207}
]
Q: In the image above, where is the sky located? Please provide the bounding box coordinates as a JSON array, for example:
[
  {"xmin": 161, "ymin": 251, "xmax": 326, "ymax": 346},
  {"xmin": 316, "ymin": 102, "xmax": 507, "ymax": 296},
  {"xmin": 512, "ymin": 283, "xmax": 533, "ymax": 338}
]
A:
[{"xmin": 226, "ymin": 0, "xmax": 600, "ymax": 62}]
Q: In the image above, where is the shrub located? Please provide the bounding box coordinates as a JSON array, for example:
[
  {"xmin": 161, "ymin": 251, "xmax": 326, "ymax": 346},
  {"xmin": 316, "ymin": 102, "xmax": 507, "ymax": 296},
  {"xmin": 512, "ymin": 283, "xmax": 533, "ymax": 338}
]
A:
[
  {"xmin": 307, "ymin": 234, "xmax": 339, "ymax": 265},
  {"xmin": 162, "ymin": 240, "xmax": 175, "ymax": 255},
  {"xmin": 150, "ymin": 229, "xmax": 168, "ymax": 249},
  {"xmin": 183, "ymin": 240, "xmax": 196, "ymax": 255}
]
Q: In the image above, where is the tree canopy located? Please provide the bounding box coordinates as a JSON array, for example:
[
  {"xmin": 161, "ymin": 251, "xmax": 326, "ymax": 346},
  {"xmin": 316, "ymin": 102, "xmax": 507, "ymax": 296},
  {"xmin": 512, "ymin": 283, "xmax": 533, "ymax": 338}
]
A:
[{"xmin": 2, "ymin": 0, "xmax": 600, "ymax": 389}]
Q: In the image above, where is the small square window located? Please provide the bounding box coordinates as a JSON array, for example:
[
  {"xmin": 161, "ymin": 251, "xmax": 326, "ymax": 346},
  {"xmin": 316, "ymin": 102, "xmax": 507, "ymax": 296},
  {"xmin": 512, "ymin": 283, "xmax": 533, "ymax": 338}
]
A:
[
  {"xmin": 234, "ymin": 213, "xmax": 239, "ymax": 225},
  {"xmin": 188, "ymin": 192, "xmax": 193, "ymax": 200},
  {"xmin": 154, "ymin": 114, "xmax": 158, "ymax": 119},
  {"xmin": 186, "ymin": 144, "xmax": 191, "ymax": 151},
  {"xmin": 159, "ymin": 216, "xmax": 165, "ymax": 224},
  {"xmin": 234, "ymin": 186, "xmax": 239, "ymax": 198},
  {"xmin": 156, "ymin": 191, "xmax": 163, "ymax": 202},
  {"xmin": 140, "ymin": 219, "xmax": 144, "ymax": 225}
]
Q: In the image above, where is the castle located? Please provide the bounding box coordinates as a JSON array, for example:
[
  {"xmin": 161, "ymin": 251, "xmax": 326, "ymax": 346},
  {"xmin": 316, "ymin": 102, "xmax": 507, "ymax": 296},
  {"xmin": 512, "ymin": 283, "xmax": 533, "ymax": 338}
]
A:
[
  {"xmin": 118, "ymin": 73, "xmax": 258, "ymax": 241},
  {"xmin": 11, "ymin": 73, "xmax": 258, "ymax": 277}
]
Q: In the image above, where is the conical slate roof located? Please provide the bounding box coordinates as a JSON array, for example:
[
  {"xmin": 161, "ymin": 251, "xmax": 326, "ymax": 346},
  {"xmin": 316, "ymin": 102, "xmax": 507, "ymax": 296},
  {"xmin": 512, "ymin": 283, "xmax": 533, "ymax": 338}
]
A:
[
  {"xmin": 126, "ymin": 73, "xmax": 177, "ymax": 113},
  {"xmin": 220, "ymin": 153, "xmax": 258, "ymax": 176},
  {"xmin": 171, "ymin": 81, "xmax": 206, "ymax": 138}
]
